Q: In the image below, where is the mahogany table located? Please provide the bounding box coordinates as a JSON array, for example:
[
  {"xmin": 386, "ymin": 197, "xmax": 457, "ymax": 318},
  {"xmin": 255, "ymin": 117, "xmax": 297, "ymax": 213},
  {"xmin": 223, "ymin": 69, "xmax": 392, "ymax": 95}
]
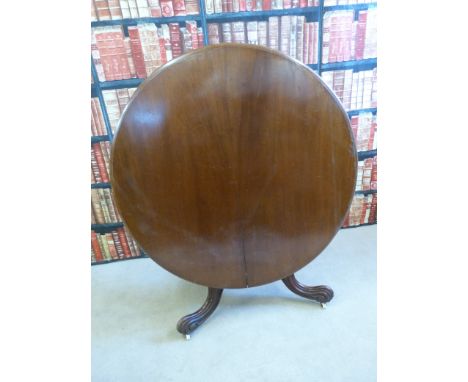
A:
[{"xmin": 110, "ymin": 44, "xmax": 357, "ymax": 338}]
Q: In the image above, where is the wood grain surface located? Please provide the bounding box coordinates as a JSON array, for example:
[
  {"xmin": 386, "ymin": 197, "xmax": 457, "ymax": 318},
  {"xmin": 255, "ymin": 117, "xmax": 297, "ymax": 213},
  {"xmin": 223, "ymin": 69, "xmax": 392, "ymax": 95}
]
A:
[{"xmin": 110, "ymin": 44, "xmax": 357, "ymax": 289}]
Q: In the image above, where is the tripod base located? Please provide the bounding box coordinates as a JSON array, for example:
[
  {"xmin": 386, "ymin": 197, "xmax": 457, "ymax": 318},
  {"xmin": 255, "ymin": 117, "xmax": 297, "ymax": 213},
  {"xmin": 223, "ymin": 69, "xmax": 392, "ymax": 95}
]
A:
[{"xmin": 176, "ymin": 274, "xmax": 334, "ymax": 339}]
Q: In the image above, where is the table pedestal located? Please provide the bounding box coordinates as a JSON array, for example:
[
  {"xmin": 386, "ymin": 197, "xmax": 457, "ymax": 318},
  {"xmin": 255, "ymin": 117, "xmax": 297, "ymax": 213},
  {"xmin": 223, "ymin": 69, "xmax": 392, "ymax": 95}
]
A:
[{"xmin": 176, "ymin": 274, "xmax": 334, "ymax": 339}]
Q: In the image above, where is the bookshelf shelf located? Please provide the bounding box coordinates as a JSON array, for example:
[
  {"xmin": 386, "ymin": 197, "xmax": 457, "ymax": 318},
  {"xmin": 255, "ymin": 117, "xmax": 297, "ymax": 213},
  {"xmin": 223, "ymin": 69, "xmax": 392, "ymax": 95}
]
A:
[
  {"xmin": 321, "ymin": 57, "xmax": 377, "ymax": 71},
  {"xmin": 355, "ymin": 189, "xmax": 377, "ymax": 195},
  {"xmin": 91, "ymin": 0, "xmax": 378, "ymax": 265},
  {"xmin": 91, "ymin": 135, "xmax": 110, "ymax": 143},
  {"xmin": 205, "ymin": 7, "xmax": 320, "ymax": 22},
  {"xmin": 99, "ymin": 78, "xmax": 144, "ymax": 90},
  {"xmin": 358, "ymin": 149, "xmax": 377, "ymax": 161},
  {"xmin": 91, "ymin": 182, "xmax": 111, "ymax": 189},
  {"xmin": 91, "ymin": 15, "xmax": 202, "ymax": 28},
  {"xmin": 324, "ymin": 2, "xmax": 377, "ymax": 12},
  {"xmin": 92, "ymin": 222, "xmax": 124, "ymax": 233},
  {"xmin": 347, "ymin": 107, "xmax": 377, "ymax": 117}
]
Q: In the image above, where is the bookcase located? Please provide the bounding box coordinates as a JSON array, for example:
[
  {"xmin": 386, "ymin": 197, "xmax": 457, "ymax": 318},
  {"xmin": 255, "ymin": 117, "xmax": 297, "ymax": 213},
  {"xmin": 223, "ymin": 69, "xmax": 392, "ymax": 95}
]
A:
[{"xmin": 91, "ymin": 0, "xmax": 378, "ymax": 265}]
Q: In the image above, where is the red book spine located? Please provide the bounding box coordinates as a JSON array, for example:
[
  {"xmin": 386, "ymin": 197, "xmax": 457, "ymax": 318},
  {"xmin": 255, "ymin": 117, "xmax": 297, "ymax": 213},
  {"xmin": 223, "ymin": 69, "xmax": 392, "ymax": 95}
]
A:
[
  {"xmin": 283, "ymin": 0, "xmax": 291, "ymax": 9},
  {"xmin": 91, "ymin": 231, "xmax": 104, "ymax": 262},
  {"xmin": 370, "ymin": 156, "xmax": 377, "ymax": 190},
  {"xmin": 197, "ymin": 28, "xmax": 204, "ymax": 47},
  {"xmin": 262, "ymin": 0, "xmax": 271, "ymax": 10},
  {"xmin": 92, "ymin": 143, "xmax": 109, "ymax": 182},
  {"xmin": 350, "ymin": 115, "xmax": 359, "ymax": 141},
  {"xmin": 117, "ymin": 228, "xmax": 132, "ymax": 258},
  {"xmin": 368, "ymin": 194, "xmax": 377, "ymax": 223},
  {"xmin": 95, "ymin": 30, "xmax": 115, "ymax": 81},
  {"xmin": 173, "ymin": 0, "xmax": 187, "ymax": 15},
  {"xmin": 299, "ymin": 0, "xmax": 306, "ymax": 6},
  {"xmin": 355, "ymin": 11, "xmax": 367, "ymax": 60},
  {"xmin": 169, "ymin": 23, "xmax": 183, "ymax": 58},
  {"xmin": 128, "ymin": 27, "xmax": 147, "ymax": 79},
  {"xmin": 368, "ymin": 118, "xmax": 376, "ymax": 150},
  {"xmin": 158, "ymin": 36, "xmax": 168, "ymax": 65},
  {"xmin": 161, "ymin": 0, "xmax": 175, "ymax": 16},
  {"xmin": 112, "ymin": 30, "xmax": 131, "ymax": 79},
  {"xmin": 239, "ymin": 0, "xmax": 246, "ymax": 11}
]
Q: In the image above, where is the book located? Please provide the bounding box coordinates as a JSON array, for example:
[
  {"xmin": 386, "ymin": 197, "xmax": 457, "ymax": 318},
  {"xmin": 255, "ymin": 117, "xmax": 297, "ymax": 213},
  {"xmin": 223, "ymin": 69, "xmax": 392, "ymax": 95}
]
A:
[
  {"xmin": 208, "ymin": 23, "xmax": 221, "ymax": 44},
  {"xmin": 160, "ymin": 0, "xmax": 175, "ymax": 16},
  {"xmin": 205, "ymin": 0, "xmax": 215, "ymax": 14},
  {"xmin": 268, "ymin": 17, "xmax": 279, "ymax": 51},
  {"xmin": 136, "ymin": 0, "xmax": 151, "ymax": 16},
  {"xmin": 185, "ymin": 0, "xmax": 200, "ymax": 14},
  {"xmin": 246, "ymin": 21, "xmax": 258, "ymax": 45},
  {"xmin": 148, "ymin": 0, "xmax": 162, "ymax": 16},
  {"xmin": 173, "ymin": 0, "xmax": 187, "ymax": 15},
  {"xmin": 108, "ymin": 0, "xmax": 123, "ymax": 19},
  {"xmin": 231, "ymin": 22, "xmax": 246, "ymax": 43},
  {"xmin": 128, "ymin": 26, "xmax": 147, "ymax": 79},
  {"xmin": 119, "ymin": 0, "xmax": 131, "ymax": 18},
  {"xmin": 169, "ymin": 23, "xmax": 183, "ymax": 58},
  {"xmin": 94, "ymin": 0, "xmax": 111, "ymax": 20}
]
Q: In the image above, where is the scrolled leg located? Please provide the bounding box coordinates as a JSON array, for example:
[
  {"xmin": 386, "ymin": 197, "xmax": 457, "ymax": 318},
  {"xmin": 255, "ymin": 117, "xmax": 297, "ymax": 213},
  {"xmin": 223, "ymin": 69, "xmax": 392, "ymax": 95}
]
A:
[
  {"xmin": 282, "ymin": 274, "xmax": 334, "ymax": 304},
  {"xmin": 176, "ymin": 287, "xmax": 223, "ymax": 337}
]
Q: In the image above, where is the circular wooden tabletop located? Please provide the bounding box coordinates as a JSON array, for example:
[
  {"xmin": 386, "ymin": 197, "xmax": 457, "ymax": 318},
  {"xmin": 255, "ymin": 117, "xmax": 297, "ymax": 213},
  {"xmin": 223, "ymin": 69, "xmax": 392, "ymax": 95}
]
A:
[{"xmin": 111, "ymin": 44, "xmax": 357, "ymax": 289}]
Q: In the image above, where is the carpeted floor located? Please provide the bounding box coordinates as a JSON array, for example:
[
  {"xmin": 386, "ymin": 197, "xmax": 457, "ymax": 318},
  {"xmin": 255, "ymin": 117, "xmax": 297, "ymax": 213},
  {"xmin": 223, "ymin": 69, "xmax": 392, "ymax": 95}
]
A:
[{"xmin": 92, "ymin": 225, "xmax": 376, "ymax": 382}]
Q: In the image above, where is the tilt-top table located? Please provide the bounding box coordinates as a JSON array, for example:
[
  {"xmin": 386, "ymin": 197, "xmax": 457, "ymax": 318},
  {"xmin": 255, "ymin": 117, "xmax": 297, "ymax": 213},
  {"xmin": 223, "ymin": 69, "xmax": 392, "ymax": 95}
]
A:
[{"xmin": 110, "ymin": 44, "xmax": 357, "ymax": 339}]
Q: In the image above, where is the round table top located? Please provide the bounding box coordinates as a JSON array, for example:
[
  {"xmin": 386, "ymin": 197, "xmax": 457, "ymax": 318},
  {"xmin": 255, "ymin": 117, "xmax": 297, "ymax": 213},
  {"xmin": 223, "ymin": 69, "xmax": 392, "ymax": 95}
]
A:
[{"xmin": 111, "ymin": 44, "xmax": 357, "ymax": 289}]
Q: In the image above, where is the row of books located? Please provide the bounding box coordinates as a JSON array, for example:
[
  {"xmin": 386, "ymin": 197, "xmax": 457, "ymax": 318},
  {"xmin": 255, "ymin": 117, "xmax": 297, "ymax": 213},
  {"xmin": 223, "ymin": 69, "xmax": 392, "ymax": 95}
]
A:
[
  {"xmin": 92, "ymin": 22, "xmax": 204, "ymax": 82},
  {"xmin": 102, "ymin": 89, "xmax": 136, "ymax": 132},
  {"xmin": 208, "ymin": 17, "xmax": 319, "ymax": 64},
  {"xmin": 321, "ymin": 68, "xmax": 377, "ymax": 110},
  {"xmin": 351, "ymin": 111, "xmax": 376, "ymax": 152},
  {"xmin": 356, "ymin": 156, "xmax": 376, "ymax": 191},
  {"xmin": 322, "ymin": 8, "xmax": 376, "ymax": 63},
  {"xmin": 324, "ymin": 0, "xmax": 373, "ymax": 5},
  {"xmin": 92, "ymin": 188, "xmax": 122, "ymax": 224},
  {"xmin": 342, "ymin": 193, "xmax": 376, "ymax": 227},
  {"xmin": 204, "ymin": 0, "xmax": 319, "ymax": 13},
  {"xmin": 91, "ymin": 98, "xmax": 108, "ymax": 136},
  {"xmin": 91, "ymin": 228, "xmax": 140, "ymax": 263},
  {"xmin": 91, "ymin": 0, "xmax": 200, "ymax": 21},
  {"xmin": 91, "ymin": 142, "xmax": 111, "ymax": 183},
  {"xmin": 98, "ymin": 88, "xmax": 378, "ymax": 146}
]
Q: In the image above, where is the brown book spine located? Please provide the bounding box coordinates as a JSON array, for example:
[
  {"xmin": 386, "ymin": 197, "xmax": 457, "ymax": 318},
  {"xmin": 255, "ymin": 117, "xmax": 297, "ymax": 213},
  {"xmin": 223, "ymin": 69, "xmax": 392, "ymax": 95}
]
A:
[
  {"xmin": 91, "ymin": 149, "xmax": 102, "ymax": 183},
  {"xmin": 91, "ymin": 190, "xmax": 105, "ymax": 224},
  {"xmin": 91, "ymin": 231, "xmax": 104, "ymax": 262},
  {"xmin": 117, "ymin": 228, "xmax": 132, "ymax": 258},
  {"xmin": 97, "ymin": 189, "xmax": 112, "ymax": 223},
  {"xmin": 111, "ymin": 231, "xmax": 125, "ymax": 258},
  {"xmin": 106, "ymin": 233, "xmax": 119, "ymax": 259},
  {"xmin": 102, "ymin": 188, "xmax": 118, "ymax": 222},
  {"xmin": 92, "ymin": 142, "xmax": 109, "ymax": 182}
]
